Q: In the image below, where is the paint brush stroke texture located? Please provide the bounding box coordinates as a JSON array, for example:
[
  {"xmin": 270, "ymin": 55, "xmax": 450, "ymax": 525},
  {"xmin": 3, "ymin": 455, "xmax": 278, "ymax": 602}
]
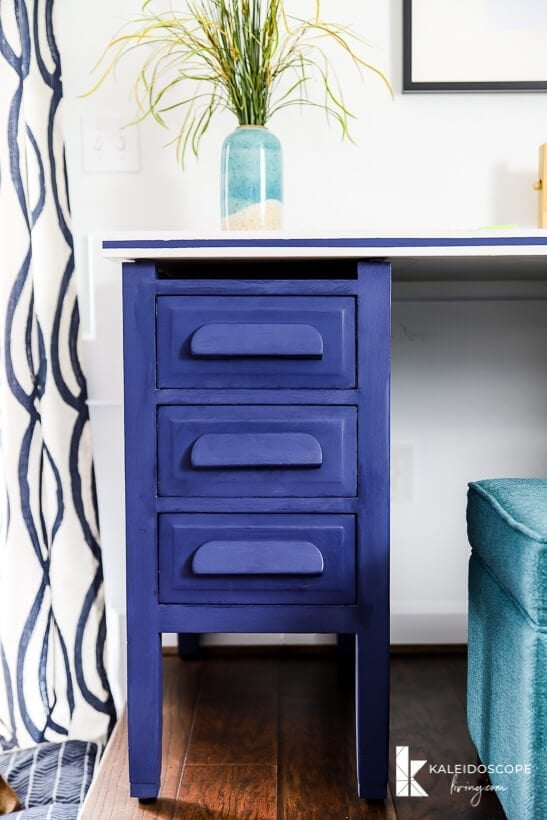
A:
[{"xmin": 0, "ymin": 0, "xmax": 114, "ymax": 748}]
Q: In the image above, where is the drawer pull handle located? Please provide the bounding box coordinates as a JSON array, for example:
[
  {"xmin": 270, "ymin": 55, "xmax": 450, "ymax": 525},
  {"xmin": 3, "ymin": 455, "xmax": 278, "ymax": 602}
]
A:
[
  {"xmin": 192, "ymin": 540, "xmax": 325, "ymax": 576},
  {"xmin": 190, "ymin": 323, "xmax": 324, "ymax": 359},
  {"xmin": 190, "ymin": 432, "xmax": 323, "ymax": 469}
]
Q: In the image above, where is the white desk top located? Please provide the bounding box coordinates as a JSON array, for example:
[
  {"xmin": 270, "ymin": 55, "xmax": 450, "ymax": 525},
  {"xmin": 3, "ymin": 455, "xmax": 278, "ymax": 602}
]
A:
[
  {"xmin": 102, "ymin": 230, "xmax": 547, "ymax": 280},
  {"xmin": 102, "ymin": 229, "xmax": 547, "ymax": 258}
]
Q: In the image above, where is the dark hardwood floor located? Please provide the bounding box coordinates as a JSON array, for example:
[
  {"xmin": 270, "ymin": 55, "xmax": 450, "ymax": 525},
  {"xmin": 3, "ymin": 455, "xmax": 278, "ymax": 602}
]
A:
[{"xmin": 81, "ymin": 649, "xmax": 506, "ymax": 819}]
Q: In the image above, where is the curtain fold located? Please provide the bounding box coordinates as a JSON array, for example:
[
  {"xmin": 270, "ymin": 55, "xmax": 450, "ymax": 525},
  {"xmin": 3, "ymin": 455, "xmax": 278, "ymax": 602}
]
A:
[{"xmin": 0, "ymin": 0, "xmax": 115, "ymax": 748}]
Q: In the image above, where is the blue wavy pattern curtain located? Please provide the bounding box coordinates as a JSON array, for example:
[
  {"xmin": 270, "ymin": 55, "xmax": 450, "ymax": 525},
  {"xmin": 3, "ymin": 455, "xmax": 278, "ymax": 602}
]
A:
[{"xmin": 0, "ymin": 1, "xmax": 115, "ymax": 748}]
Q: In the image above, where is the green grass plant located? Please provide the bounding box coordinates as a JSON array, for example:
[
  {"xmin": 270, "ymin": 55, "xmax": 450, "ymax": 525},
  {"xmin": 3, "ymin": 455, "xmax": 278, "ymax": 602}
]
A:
[{"xmin": 87, "ymin": 0, "xmax": 391, "ymax": 165}]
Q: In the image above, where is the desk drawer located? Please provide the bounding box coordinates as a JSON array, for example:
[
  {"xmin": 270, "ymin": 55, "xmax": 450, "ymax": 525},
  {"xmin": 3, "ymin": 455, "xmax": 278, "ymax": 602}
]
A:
[
  {"xmin": 156, "ymin": 296, "xmax": 355, "ymax": 388},
  {"xmin": 157, "ymin": 405, "xmax": 357, "ymax": 497},
  {"xmin": 158, "ymin": 513, "xmax": 356, "ymax": 604}
]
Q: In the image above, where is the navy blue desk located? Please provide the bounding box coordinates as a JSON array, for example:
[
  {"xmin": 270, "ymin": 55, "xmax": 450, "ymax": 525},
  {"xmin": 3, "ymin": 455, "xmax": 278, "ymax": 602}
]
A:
[{"xmin": 107, "ymin": 232, "xmax": 547, "ymax": 803}]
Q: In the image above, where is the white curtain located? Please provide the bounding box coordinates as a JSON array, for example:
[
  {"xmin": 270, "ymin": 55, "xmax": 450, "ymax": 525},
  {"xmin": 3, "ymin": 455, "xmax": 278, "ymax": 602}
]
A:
[{"xmin": 0, "ymin": 1, "xmax": 115, "ymax": 748}]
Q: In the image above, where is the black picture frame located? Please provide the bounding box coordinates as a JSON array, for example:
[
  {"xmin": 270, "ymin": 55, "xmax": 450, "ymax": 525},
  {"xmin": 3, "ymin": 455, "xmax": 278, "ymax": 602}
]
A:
[{"xmin": 403, "ymin": 0, "xmax": 547, "ymax": 92}]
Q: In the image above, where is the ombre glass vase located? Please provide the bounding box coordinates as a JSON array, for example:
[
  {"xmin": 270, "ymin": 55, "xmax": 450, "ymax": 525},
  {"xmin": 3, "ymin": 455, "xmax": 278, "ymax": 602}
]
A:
[{"xmin": 221, "ymin": 126, "xmax": 283, "ymax": 231}]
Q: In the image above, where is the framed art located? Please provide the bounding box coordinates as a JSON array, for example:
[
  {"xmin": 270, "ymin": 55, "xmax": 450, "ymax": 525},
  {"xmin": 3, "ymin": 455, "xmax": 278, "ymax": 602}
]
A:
[{"xmin": 403, "ymin": 0, "xmax": 547, "ymax": 92}]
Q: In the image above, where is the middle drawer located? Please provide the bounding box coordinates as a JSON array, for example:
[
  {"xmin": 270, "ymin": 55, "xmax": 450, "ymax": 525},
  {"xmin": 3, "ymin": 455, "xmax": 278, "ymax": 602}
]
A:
[{"xmin": 157, "ymin": 405, "xmax": 357, "ymax": 497}]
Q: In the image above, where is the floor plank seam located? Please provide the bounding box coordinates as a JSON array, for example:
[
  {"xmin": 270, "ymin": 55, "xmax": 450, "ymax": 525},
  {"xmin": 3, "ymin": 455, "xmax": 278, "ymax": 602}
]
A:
[
  {"xmin": 173, "ymin": 661, "xmax": 203, "ymax": 815},
  {"xmin": 275, "ymin": 663, "xmax": 283, "ymax": 820}
]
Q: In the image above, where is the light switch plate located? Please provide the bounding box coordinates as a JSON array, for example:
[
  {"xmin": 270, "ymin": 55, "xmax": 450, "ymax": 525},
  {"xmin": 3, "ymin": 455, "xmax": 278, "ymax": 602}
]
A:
[{"xmin": 82, "ymin": 116, "xmax": 140, "ymax": 173}]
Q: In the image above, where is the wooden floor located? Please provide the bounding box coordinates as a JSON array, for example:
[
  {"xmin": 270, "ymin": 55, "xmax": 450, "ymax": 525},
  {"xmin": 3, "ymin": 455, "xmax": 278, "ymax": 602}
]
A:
[{"xmin": 81, "ymin": 650, "xmax": 506, "ymax": 819}]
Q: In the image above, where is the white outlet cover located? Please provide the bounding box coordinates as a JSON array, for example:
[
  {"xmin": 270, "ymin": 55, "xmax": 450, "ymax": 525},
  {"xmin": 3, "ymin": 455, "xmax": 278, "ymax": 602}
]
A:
[
  {"xmin": 82, "ymin": 116, "xmax": 140, "ymax": 174},
  {"xmin": 391, "ymin": 443, "xmax": 415, "ymax": 504}
]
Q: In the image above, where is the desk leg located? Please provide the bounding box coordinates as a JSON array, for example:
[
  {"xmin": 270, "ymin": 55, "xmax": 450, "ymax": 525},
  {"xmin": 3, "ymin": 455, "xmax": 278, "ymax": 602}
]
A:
[
  {"xmin": 177, "ymin": 633, "xmax": 201, "ymax": 659},
  {"xmin": 355, "ymin": 260, "xmax": 390, "ymax": 799},
  {"xmin": 355, "ymin": 628, "xmax": 389, "ymax": 800},
  {"xmin": 127, "ymin": 632, "xmax": 162, "ymax": 800},
  {"xmin": 336, "ymin": 633, "xmax": 356, "ymax": 659}
]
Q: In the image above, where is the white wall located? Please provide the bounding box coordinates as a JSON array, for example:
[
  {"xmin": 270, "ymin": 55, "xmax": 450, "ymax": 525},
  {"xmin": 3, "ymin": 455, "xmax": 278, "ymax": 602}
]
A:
[
  {"xmin": 55, "ymin": 1, "xmax": 547, "ymax": 666},
  {"xmin": 390, "ymin": 292, "xmax": 547, "ymax": 642},
  {"xmin": 58, "ymin": 0, "xmax": 547, "ymax": 234}
]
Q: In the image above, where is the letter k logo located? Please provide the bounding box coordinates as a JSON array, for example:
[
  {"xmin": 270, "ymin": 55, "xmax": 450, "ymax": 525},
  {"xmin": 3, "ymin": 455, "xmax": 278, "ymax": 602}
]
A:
[{"xmin": 395, "ymin": 746, "xmax": 428, "ymax": 797}]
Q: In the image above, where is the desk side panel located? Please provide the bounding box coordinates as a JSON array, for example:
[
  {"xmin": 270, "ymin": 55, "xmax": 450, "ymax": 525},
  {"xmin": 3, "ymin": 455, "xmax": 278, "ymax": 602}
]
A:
[{"xmin": 122, "ymin": 261, "xmax": 162, "ymax": 797}]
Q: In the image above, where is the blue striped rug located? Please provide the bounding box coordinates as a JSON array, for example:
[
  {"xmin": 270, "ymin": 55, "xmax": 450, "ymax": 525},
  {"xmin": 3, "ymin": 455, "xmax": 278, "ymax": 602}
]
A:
[{"xmin": 0, "ymin": 740, "xmax": 102, "ymax": 819}]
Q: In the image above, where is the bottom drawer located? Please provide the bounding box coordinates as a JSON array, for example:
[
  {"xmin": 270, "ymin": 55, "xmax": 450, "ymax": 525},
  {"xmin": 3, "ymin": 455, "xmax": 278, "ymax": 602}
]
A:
[{"xmin": 158, "ymin": 514, "xmax": 356, "ymax": 605}]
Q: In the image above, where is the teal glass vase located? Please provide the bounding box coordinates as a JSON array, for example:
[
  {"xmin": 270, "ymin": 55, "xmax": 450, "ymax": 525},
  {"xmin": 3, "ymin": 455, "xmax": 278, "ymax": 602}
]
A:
[{"xmin": 221, "ymin": 126, "xmax": 283, "ymax": 230}]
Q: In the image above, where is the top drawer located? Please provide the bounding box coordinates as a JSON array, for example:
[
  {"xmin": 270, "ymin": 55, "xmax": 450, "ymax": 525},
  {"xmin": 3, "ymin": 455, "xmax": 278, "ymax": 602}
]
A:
[{"xmin": 156, "ymin": 296, "xmax": 355, "ymax": 388}]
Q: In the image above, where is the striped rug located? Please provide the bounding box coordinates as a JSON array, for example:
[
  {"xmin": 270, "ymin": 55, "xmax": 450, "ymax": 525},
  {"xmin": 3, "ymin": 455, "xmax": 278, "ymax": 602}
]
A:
[{"xmin": 0, "ymin": 740, "xmax": 102, "ymax": 819}]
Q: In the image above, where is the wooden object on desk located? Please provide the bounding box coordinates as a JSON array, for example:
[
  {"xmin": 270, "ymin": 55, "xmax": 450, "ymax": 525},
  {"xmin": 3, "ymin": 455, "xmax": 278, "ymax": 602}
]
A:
[{"xmin": 534, "ymin": 143, "xmax": 547, "ymax": 228}]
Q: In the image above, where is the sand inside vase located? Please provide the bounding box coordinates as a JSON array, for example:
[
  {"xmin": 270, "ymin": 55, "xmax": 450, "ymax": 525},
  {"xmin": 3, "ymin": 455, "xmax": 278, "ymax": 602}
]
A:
[{"xmin": 222, "ymin": 199, "xmax": 282, "ymax": 231}]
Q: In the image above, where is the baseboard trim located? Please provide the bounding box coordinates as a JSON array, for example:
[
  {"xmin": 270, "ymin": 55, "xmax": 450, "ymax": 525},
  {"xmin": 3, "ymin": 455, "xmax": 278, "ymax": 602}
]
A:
[
  {"xmin": 161, "ymin": 610, "xmax": 468, "ymax": 650},
  {"xmin": 390, "ymin": 610, "xmax": 467, "ymax": 644},
  {"xmin": 162, "ymin": 642, "xmax": 467, "ymax": 658}
]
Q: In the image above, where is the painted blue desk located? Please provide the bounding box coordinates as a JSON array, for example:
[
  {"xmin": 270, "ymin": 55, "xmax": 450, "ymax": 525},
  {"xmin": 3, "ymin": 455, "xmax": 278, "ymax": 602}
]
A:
[{"xmin": 105, "ymin": 231, "xmax": 547, "ymax": 803}]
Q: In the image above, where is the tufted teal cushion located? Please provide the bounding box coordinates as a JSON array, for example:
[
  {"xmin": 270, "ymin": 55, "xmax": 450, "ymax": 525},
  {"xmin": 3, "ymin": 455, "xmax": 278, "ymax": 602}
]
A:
[
  {"xmin": 468, "ymin": 554, "xmax": 546, "ymax": 820},
  {"xmin": 467, "ymin": 478, "xmax": 547, "ymax": 625},
  {"xmin": 467, "ymin": 478, "xmax": 547, "ymax": 820}
]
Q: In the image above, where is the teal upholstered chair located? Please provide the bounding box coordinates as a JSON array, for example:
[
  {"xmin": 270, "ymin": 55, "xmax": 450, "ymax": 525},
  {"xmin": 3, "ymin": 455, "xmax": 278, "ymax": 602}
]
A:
[{"xmin": 466, "ymin": 479, "xmax": 547, "ymax": 820}]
